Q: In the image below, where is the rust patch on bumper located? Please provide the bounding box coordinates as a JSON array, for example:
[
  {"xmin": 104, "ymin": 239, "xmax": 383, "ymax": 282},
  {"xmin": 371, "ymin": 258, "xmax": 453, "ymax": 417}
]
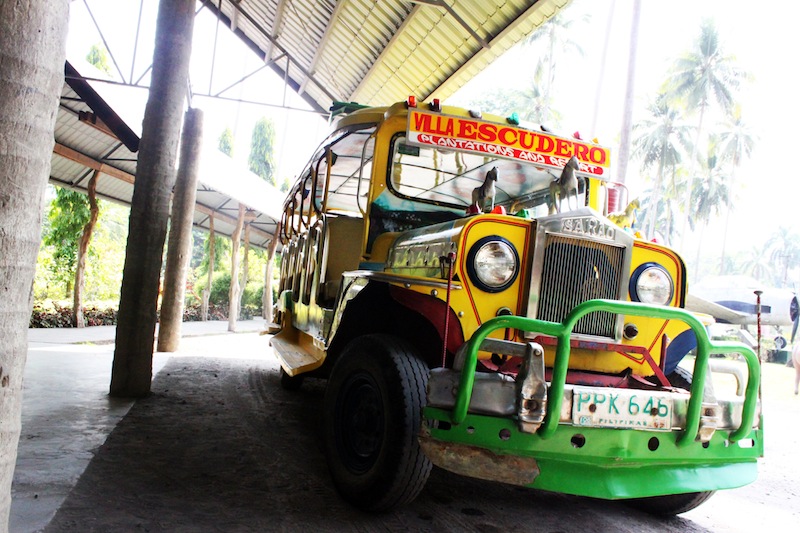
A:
[{"xmin": 419, "ymin": 435, "xmax": 539, "ymax": 486}]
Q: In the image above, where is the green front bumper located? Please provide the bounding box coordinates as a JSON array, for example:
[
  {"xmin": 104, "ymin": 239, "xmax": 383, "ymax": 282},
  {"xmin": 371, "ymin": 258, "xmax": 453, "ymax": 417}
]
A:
[{"xmin": 421, "ymin": 299, "xmax": 763, "ymax": 499}]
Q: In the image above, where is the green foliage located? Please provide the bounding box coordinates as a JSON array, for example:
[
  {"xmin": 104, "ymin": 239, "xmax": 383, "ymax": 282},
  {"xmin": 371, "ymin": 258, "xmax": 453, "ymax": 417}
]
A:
[
  {"xmin": 198, "ymin": 234, "xmax": 231, "ymax": 275},
  {"xmin": 86, "ymin": 43, "xmax": 112, "ymax": 76},
  {"xmin": 218, "ymin": 127, "xmax": 235, "ymax": 156},
  {"xmin": 248, "ymin": 117, "xmax": 277, "ymax": 185},
  {"xmin": 193, "ymin": 270, "xmax": 263, "ymax": 310},
  {"xmin": 42, "ymin": 187, "xmax": 96, "ymax": 294}
]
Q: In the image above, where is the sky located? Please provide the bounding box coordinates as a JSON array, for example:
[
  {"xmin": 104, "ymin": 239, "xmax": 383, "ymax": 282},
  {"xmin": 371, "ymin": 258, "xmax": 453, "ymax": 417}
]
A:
[{"xmin": 65, "ymin": 0, "xmax": 798, "ymax": 281}]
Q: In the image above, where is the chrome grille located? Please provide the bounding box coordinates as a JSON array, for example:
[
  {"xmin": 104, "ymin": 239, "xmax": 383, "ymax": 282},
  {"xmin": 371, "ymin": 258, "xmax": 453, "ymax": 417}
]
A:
[{"xmin": 537, "ymin": 234, "xmax": 626, "ymax": 338}]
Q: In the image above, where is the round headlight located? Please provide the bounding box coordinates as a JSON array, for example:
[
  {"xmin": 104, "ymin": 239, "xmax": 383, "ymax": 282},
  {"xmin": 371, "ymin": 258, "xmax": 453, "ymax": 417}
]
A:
[
  {"xmin": 467, "ymin": 237, "xmax": 519, "ymax": 292},
  {"xmin": 630, "ymin": 263, "xmax": 674, "ymax": 305}
]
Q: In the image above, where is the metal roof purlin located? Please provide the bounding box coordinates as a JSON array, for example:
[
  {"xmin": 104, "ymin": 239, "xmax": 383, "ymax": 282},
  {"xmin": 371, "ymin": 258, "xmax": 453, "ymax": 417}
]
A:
[
  {"xmin": 205, "ymin": 0, "xmax": 339, "ymax": 107},
  {"xmin": 426, "ymin": 0, "xmax": 568, "ymax": 102},
  {"xmin": 348, "ymin": 4, "xmax": 422, "ymax": 103},
  {"xmin": 410, "ymin": 0, "xmax": 490, "ymax": 50},
  {"xmin": 298, "ymin": 0, "xmax": 349, "ymax": 96}
]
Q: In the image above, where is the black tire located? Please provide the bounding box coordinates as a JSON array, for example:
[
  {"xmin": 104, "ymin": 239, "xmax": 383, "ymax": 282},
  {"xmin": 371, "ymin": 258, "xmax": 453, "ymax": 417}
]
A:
[
  {"xmin": 323, "ymin": 334, "xmax": 432, "ymax": 512},
  {"xmin": 626, "ymin": 490, "xmax": 715, "ymax": 516},
  {"xmin": 279, "ymin": 367, "xmax": 304, "ymax": 391},
  {"xmin": 668, "ymin": 365, "xmax": 716, "ymax": 400}
]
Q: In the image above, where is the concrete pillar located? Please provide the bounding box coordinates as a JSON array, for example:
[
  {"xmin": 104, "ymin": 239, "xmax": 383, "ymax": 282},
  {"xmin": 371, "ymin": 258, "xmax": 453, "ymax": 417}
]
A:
[
  {"xmin": 111, "ymin": 0, "xmax": 195, "ymax": 397},
  {"xmin": 158, "ymin": 107, "xmax": 203, "ymax": 352}
]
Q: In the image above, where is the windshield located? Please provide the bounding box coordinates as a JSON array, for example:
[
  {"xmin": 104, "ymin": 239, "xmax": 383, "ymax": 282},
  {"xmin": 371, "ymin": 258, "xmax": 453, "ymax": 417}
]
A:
[{"xmin": 387, "ymin": 135, "xmax": 578, "ymax": 215}]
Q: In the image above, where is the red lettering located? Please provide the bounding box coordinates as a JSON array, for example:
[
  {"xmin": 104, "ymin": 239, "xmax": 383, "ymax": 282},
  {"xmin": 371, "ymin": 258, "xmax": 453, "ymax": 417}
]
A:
[
  {"xmin": 554, "ymin": 138, "xmax": 573, "ymax": 157},
  {"xmin": 574, "ymin": 143, "xmax": 589, "ymax": 162},
  {"xmin": 535, "ymin": 134, "xmax": 554, "ymax": 153},
  {"xmin": 518, "ymin": 130, "xmax": 536, "ymax": 150},
  {"xmin": 498, "ymin": 127, "xmax": 517, "ymax": 145},
  {"xmin": 478, "ymin": 123, "xmax": 498, "ymax": 142},
  {"xmin": 589, "ymin": 147, "xmax": 607, "ymax": 165},
  {"xmin": 444, "ymin": 118, "xmax": 455, "ymax": 137},
  {"xmin": 413, "ymin": 112, "xmax": 432, "ymax": 133},
  {"xmin": 458, "ymin": 120, "xmax": 478, "ymax": 140}
]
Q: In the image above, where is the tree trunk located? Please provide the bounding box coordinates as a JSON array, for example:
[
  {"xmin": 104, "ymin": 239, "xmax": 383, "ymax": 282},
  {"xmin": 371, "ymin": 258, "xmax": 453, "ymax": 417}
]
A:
[
  {"xmin": 202, "ymin": 216, "xmax": 215, "ymax": 321},
  {"xmin": 74, "ymin": 170, "xmax": 100, "ymax": 328},
  {"xmin": 615, "ymin": 0, "xmax": 641, "ymax": 185},
  {"xmin": 0, "ymin": 1, "xmax": 69, "ymax": 527},
  {"xmin": 110, "ymin": 0, "xmax": 195, "ymax": 398},
  {"xmin": 264, "ymin": 226, "xmax": 281, "ymax": 324},
  {"xmin": 228, "ymin": 205, "xmax": 245, "ymax": 332},
  {"xmin": 157, "ymin": 108, "xmax": 204, "ymax": 352},
  {"xmin": 243, "ymin": 223, "xmax": 251, "ymax": 314}
]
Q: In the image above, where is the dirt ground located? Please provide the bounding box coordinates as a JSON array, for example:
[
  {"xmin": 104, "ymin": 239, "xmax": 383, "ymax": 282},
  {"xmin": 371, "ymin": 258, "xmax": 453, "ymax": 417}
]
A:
[{"xmin": 42, "ymin": 334, "xmax": 800, "ymax": 532}]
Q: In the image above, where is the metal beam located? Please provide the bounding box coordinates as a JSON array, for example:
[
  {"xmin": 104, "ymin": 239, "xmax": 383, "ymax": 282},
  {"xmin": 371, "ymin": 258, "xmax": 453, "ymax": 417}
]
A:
[
  {"xmin": 410, "ymin": 0, "xmax": 490, "ymax": 50},
  {"xmin": 53, "ymin": 142, "xmax": 135, "ymax": 184},
  {"xmin": 426, "ymin": 1, "xmax": 566, "ymax": 101},
  {"xmin": 299, "ymin": 0, "xmax": 350, "ymax": 95},
  {"xmin": 349, "ymin": 4, "xmax": 422, "ymax": 103}
]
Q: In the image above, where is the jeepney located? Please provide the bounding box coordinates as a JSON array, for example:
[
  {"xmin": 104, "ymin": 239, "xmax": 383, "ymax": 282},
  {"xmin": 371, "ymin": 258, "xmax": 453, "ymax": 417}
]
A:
[{"xmin": 271, "ymin": 98, "xmax": 762, "ymax": 515}]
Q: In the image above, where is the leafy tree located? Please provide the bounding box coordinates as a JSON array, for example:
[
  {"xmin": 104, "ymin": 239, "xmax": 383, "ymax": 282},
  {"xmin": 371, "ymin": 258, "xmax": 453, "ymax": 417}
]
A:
[
  {"xmin": 716, "ymin": 105, "xmax": 756, "ymax": 272},
  {"xmin": 248, "ymin": 117, "xmax": 276, "ymax": 185},
  {"xmin": 218, "ymin": 127, "xmax": 234, "ymax": 156},
  {"xmin": 43, "ymin": 187, "xmax": 95, "ymax": 297},
  {"xmin": 86, "ymin": 43, "xmax": 112, "ymax": 75},
  {"xmin": 469, "ymin": 61, "xmax": 562, "ymax": 127},
  {"xmin": 767, "ymin": 227, "xmax": 800, "ymax": 288},
  {"xmin": 737, "ymin": 244, "xmax": 773, "ymax": 283},
  {"xmin": 631, "ymin": 93, "xmax": 693, "ymax": 240},
  {"xmin": 666, "ymin": 19, "xmax": 747, "ymax": 245},
  {"xmin": 523, "ymin": 2, "xmax": 591, "ymax": 121}
]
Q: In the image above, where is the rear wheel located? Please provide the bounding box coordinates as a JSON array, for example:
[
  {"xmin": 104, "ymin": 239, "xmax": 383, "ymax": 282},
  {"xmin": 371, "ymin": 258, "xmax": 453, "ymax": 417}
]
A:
[
  {"xmin": 627, "ymin": 491, "xmax": 715, "ymax": 516},
  {"xmin": 323, "ymin": 334, "xmax": 431, "ymax": 511}
]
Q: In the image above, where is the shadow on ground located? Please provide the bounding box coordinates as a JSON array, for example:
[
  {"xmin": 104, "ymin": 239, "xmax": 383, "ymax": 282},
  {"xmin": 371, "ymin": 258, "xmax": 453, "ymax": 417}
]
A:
[{"xmin": 44, "ymin": 357, "xmax": 706, "ymax": 533}]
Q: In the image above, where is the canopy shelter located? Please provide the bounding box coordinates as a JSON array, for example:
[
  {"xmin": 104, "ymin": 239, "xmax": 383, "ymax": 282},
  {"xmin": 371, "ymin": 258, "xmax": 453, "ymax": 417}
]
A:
[
  {"xmin": 200, "ymin": 0, "xmax": 571, "ymax": 113},
  {"xmin": 53, "ymin": 61, "xmax": 283, "ymax": 250}
]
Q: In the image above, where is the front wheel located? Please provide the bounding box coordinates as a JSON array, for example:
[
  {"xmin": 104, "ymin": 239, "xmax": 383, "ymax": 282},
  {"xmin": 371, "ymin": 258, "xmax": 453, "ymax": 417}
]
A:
[
  {"xmin": 323, "ymin": 334, "xmax": 432, "ymax": 512},
  {"xmin": 627, "ymin": 491, "xmax": 715, "ymax": 516}
]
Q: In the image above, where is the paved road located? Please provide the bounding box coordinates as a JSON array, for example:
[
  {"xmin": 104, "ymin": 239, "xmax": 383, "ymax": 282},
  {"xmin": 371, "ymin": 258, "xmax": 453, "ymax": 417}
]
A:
[{"xmin": 13, "ymin": 329, "xmax": 800, "ymax": 532}]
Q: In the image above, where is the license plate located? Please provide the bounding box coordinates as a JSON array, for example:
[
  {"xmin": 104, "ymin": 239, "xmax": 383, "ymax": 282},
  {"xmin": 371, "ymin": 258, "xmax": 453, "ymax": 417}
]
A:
[{"xmin": 571, "ymin": 387, "xmax": 672, "ymax": 431}]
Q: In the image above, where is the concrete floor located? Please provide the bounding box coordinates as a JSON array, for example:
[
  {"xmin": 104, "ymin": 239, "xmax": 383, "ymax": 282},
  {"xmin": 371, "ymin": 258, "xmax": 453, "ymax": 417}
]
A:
[{"xmin": 10, "ymin": 320, "xmax": 267, "ymax": 533}]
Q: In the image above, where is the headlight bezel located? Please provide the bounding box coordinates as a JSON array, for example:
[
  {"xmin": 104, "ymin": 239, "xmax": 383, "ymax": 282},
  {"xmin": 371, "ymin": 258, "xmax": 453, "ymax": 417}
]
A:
[
  {"xmin": 629, "ymin": 262, "xmax": 674, "ymax": 305},
  {"xmin": 466, "ymin": 236, "xmax": 520, "ymax": 293}
]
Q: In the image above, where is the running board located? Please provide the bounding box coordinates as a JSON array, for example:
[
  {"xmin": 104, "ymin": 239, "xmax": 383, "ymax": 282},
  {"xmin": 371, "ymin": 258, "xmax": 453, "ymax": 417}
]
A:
[{"xmin": 269, "ymin": 329, "xmax": 325, "ymax": 377}]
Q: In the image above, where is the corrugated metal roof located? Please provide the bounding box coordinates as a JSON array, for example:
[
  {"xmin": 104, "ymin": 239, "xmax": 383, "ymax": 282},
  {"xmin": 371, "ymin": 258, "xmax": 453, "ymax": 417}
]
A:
[
  {"xmin": 54, "ymin": 62, "xmax": 283, "ymax": 251},
  {"xmin": 201, "ymin": 0, "xmax": 572, "ymax": 113}
]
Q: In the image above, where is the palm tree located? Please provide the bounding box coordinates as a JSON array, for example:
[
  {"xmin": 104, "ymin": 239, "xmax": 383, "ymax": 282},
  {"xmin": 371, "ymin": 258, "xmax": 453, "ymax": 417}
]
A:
[
  {"xmin": 523, "ymin": 3, "xmax": 591, "ymax": 121},
  {"xmin": 631, "ymin": 93, "xmax": 693, "ymax": 240},
  {"xmin": 767, "ymin": 227, "xmax": 800, "ymax": 288},
  {"xmin": 690, "ymin": 139, "xmax": 731, "ymax": 278},
  {"xmin": 469, "ymin": 61, "xmax": 562, "ymax": 127},
  {"xmin": 717, "ymin": 105, "xmax": 756, "ymax": 272},
  {"xmin": 738, "ymin": 244, "xmax": 773, "ymax": 282},
  {"xmin": 667, "ymin": 19, "xmax": 747, "ymax": 249}
]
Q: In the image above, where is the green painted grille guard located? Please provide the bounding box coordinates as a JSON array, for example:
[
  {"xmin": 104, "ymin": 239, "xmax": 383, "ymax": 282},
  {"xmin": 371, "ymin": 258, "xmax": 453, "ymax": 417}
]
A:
[{"xmin": 452, "ymin": 299, "xmax": 760, "ymax": 444}]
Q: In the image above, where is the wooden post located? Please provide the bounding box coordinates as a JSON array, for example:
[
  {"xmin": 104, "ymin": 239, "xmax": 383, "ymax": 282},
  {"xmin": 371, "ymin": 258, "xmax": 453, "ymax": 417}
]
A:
[
  {"xmin": 157, "ymin": 108, "xmax": 203, "ymax": 352},
  {"xmin": 74, "ymin": 170, "xmax": 100, "ymax": 328},
  {"xmin": 264, "ymin": 223, "xmax": 281, "ymax": 324},
  {"xmin": 0, "ymin": 0, "xmax": 68, "ymax": 526},
  {"xmin": 201, "ymin": 215, "xmax": 215, "ymax": 321},
  {"xmin": 228, "ymin": 204, "xmax": 245, "ymax": 332},
  {"xmin": 243, "ymin": 222, "xmax": 251, "ymax": 316},
  {"xmin": 111, "ymin": 0, "xmax": 195, "ymax": 397}
]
